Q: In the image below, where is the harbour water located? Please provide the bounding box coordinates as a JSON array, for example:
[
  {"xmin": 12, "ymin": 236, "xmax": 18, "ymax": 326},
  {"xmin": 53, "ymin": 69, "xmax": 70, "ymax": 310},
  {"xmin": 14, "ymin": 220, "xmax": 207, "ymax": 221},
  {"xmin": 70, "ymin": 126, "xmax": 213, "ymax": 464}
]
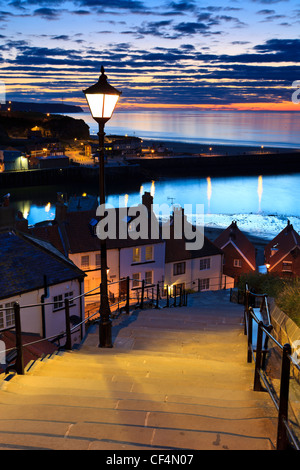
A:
[{"xmin": 6, "ymin": 110, "xmax": 300, "ymax": 240}]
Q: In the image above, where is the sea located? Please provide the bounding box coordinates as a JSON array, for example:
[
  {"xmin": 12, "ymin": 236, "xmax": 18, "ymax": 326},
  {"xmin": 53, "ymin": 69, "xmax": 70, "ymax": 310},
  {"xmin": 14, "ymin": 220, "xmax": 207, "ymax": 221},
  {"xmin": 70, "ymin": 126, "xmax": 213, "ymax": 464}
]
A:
[{"xmin": 6, "ymin": 110, "xmax": 300, "ymax": 241}]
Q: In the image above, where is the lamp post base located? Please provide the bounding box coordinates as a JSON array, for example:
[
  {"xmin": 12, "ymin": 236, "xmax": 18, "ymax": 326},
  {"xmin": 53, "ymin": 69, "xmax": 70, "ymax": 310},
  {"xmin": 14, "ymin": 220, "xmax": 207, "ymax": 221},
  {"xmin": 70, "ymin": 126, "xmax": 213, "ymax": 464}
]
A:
[{"xmin": 98, "ymin": 317, "xmax": 113, "ymax": 348}]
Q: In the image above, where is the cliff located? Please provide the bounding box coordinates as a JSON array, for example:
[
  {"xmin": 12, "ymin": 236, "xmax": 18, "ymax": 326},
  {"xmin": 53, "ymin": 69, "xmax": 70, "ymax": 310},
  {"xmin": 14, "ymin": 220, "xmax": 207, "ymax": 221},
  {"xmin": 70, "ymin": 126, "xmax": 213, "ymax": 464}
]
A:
[{"xmin": 0, "ymin": 111, "xmax": 90, "ymax": 141}]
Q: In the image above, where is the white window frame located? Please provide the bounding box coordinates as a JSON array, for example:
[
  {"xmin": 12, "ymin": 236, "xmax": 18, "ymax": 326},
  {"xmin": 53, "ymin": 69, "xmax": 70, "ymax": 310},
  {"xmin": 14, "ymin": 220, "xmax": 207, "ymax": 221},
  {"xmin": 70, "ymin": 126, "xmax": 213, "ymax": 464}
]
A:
[
  {"xmin": 53, "ymin": 292, "xmax": 75, "ymax": 312},
  {"xmin": 200, "ymin": 258, "xmax": 211, "ymax": 270},
  {"xmin": 234, "ymin": 259, "xmax": 242, "ymax": 268},
  {"xmin": 173, "ymin": 262, "xmax": 185, "ymax": 276},
  {"xmin": 199, "ymin": 278, "xmax": 210, "ymax": 291},
  {"xmin": 95, "ymin": 253, "xmax": 101, "ymax": 268},
  {"xmin": 0, "ymin": 302, "xmax": 15, "ymax": 330},
  {"xmin": 81, "ymin": 255, "xmax": 90, "ymax": 269},
  {"xmin": 145, "ymin": 270, "xmax": 153, "ymax": 285},
  {"xmin": 132, "ymin": 273, "xmax": 141, "ymax": 288}
]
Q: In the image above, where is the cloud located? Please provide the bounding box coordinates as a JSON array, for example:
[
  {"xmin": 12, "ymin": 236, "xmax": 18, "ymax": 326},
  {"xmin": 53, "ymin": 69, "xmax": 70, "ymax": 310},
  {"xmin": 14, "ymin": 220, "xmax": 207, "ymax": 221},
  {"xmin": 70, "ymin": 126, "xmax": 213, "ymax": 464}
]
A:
[{"xmin": 33, "ymin": 7, "xmax": 61, "ymax": 19}]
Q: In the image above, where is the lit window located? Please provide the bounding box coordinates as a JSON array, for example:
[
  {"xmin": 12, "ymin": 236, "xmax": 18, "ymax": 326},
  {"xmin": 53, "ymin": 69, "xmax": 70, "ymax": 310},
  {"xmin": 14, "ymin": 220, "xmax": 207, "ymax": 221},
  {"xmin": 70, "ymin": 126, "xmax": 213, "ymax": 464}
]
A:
[
  {"xmin": 133, "ymin": 247, "xmax": 141, "ymax": 263},
  {"xmin": 282, "ymin": 262, "xmax": 292, "ymax": 272},
  {"xmin": 145, "ymin": 246, "xmax": 153, "ymax": 261}
]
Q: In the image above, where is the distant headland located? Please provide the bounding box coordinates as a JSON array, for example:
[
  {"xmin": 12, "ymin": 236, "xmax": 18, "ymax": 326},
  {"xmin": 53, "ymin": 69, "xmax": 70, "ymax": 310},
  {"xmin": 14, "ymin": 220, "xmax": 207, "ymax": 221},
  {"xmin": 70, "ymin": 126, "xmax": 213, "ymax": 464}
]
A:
[{"xmin": 1, "ymin": 101, "xmax": 83, "ymax": 114}]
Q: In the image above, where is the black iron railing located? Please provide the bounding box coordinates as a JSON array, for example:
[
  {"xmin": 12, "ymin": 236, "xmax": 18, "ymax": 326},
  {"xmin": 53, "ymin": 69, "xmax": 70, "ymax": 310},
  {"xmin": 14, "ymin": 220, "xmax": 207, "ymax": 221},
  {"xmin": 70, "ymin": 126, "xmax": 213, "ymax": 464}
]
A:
[
  {"xmin": 244, "ymin": 284, "xmax": 300, "ymax": 451},
  {"xmin": 0, "ymin": 276, "xmax": 193, "ymax": 377}
]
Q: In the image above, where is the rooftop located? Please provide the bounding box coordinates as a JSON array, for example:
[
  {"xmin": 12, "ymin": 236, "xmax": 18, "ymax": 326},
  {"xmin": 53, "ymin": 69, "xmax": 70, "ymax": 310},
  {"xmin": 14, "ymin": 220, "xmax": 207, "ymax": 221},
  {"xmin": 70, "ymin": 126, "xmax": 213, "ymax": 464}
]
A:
[{"xmin": 0, "ymin": 231, "xmax": 84, "ymax": 300}]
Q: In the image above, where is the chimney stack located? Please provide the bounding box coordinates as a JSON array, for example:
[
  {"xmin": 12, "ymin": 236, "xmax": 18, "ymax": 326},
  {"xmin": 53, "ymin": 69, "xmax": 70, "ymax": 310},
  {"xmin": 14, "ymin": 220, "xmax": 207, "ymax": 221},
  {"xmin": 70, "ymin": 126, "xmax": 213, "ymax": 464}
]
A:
[{"xmin": 142, "ymin": 192, "xmax": 153, "ymax": 213}]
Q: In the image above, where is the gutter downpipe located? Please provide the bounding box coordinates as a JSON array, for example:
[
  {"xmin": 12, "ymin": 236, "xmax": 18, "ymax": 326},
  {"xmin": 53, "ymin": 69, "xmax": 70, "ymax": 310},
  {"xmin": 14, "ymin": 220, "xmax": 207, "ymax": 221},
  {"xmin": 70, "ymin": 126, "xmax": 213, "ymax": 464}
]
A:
[{"xmin": 41, "ymin": 274, "xmax": 49, "ymax": 338}]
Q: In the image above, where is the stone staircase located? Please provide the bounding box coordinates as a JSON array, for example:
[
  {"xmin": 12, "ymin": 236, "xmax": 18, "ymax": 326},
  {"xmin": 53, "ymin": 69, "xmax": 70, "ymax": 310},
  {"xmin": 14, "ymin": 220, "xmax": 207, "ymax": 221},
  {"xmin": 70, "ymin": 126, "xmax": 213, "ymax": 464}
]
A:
[{"xmin": 0, "ymin": 291, "xmax": 278, "ymax": 450}]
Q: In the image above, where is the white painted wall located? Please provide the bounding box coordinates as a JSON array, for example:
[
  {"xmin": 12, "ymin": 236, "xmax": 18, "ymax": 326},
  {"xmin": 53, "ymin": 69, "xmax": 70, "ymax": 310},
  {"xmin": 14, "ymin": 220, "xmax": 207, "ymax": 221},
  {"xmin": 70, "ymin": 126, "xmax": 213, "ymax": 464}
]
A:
[
  {"xmin": 119, "ymin": 243, "xmax": 165, "ymax": 293},
  {"xmin": 165, "ymin": 254, "xmax": 223, "ymax": 292},
  {"xmin": 0, "ymin": 278, "xmax": 84, "ymax": 346}
]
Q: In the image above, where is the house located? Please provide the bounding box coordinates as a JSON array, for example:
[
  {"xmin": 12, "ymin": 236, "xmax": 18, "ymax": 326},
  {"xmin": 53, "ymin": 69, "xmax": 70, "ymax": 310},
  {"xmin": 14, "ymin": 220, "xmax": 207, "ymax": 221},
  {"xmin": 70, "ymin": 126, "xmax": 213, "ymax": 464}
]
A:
[
  {"xmin": 264, "ymin": 220, "xmax": 300, "ymax": 277},
  {"xmin": 0, "ymin": 150, "xmax": 28, "ymax": 171},
  {"xmin": 0, "ymin": 194, "xmax": 17, "ymax": 230},
  {"xmin": 0, "ymin": 231, "xmax": 85, "ymax": 346},
  {"xmin": 34, "ymin": 154, "xmax": 69, "ymax": 169},
  {"xmin": 214, "ymin": 221, "xmax": 256, "ymax": 284},
  {"xmin": 28, "ymin": 192, "xmax": 166, "ymax": 309},
  {"xmin": 163, "ymin": 208, "xmax": 227, "ymax": 292}
]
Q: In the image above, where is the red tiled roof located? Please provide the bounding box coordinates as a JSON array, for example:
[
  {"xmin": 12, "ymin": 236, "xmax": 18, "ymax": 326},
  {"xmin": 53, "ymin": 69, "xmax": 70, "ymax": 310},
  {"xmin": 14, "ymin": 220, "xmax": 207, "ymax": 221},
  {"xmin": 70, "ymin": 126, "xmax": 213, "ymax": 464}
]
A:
[
  {"xmin": 214, "ymin": 221, "xmax": 256, "ymax": 269},
  {"xmin": 265, "ymin": 221, "xmax": 300, "ymax": 269},
  {"xmin": 0, "ymin": 330, "xmax": 57, "ymax": 373}
]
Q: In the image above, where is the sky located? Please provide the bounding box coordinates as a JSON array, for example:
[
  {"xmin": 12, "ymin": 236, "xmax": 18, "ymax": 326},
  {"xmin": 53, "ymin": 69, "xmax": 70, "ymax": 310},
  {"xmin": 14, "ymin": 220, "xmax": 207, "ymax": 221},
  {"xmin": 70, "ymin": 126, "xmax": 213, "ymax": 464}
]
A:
[{"xmin": 0, "ymin": 0, "xmax": 300, "ymax": 111}]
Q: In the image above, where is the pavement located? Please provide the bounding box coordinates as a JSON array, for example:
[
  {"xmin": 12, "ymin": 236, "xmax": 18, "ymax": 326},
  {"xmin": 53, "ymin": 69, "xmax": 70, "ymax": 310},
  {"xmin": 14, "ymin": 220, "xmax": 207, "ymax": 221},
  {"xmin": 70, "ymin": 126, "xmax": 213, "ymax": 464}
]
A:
[{"xmin": 0, "ymin": 290, "xmax": 279, "ymax": 450}]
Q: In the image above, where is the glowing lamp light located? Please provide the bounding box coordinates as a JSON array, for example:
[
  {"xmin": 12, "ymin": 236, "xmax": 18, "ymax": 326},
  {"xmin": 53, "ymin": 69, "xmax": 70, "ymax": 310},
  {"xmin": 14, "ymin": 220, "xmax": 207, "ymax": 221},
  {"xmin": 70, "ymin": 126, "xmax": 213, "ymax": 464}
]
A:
[{"xmin": 83, "ymin": 66, "xmax": 121, "ymax": 124}]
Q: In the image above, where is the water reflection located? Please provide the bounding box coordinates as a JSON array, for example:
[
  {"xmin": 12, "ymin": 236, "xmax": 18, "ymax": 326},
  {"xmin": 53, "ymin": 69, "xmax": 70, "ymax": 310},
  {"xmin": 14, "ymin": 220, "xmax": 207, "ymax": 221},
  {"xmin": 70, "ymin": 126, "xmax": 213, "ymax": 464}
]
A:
[
  {"xmin": 9, "ymin": 173, "xmax": 300, "ymax": 239},
  {"xmin": 150, "ymin": 180, "xmax": 155, "ymax": 198},
  {"xmin": 258, "ymin": 176, "xmax": 263, "ymax": 212},
  {"xmin": 207, "ymin": 177, "xmax": 212, "ymax": 213},
  {"xmin": 69, "ymin": 111, "xmax": 300, "ymax": 148},
  {"xmin": 45, "ymin": 202, "xmax": 51, "ymax": 213}
]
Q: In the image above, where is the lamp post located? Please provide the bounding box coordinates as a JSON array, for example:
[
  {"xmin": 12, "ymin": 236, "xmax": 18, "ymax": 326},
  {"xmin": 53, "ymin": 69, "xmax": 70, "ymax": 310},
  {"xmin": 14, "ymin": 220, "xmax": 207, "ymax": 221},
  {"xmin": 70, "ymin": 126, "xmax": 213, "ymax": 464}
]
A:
[{"xmin": 83, "ymin": 66, "xmax": 121, "ymax": 347}]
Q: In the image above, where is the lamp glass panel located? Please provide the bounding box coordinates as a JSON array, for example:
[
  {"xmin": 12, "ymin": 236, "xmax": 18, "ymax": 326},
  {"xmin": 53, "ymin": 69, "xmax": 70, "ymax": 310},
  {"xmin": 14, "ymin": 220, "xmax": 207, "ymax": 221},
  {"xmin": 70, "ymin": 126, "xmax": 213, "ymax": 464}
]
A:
[
  {"xmin": 103, "ymin": 94, "xmax": 119, "ymax": 118},
  {"xmin": 86, "ymin": 93, "xmax": 119, "ymax": 119},
  {"xmin": 85, "ymin": 94, "xmax": 104, "ymax": 118}
]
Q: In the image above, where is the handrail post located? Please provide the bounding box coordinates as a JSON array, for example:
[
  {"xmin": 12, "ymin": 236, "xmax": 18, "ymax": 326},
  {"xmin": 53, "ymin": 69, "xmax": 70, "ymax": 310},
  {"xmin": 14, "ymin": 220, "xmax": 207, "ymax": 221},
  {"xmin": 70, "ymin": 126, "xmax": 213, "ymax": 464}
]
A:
[
  {"xmin": 156, "ymin": 283, "xmax": 159, "ymax": 309},
  {"xmin": 14, "ymin": 302, "xmax": 24, "ymax": 375},
  {"xmin": 247, "ymin": 308, "xmax": 253, "ymax": 363},
  {"xmin": 244, "ymin": 287, "xmax": 249, "ymax": 335},
  {"xmin": 174, "ymin": 285, "xmax": 177, "ymax": 307},
  {"xmin": 125, "ymin": 276, "xmax": 130, "ymax": 314},
  {"xmin": 276, "ymin": 343, "xmax": 292, "ymax": 450},
  {"xmin": 141, "ymin": 280, "xmax": 144, "ymax": 309},
  {"xmin": 179, "ymin": 286, "xmax": 182, "ymax": 307},
  {"xmin": 166, "ymin": 286, "xmax": 169, "ymax": 307},
  {"xmin": 254, "ymin": 321, "xmax": 264, "ymax": 391},
  {"xmin": 64, "ymin": 298, "xmax": 72, "ymax": 350}
]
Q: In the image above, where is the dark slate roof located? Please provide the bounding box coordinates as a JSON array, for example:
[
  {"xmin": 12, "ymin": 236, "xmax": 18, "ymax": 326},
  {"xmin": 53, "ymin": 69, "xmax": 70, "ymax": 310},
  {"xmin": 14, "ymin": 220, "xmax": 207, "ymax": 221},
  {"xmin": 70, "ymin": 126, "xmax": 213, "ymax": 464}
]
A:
[
  {"xmin": 0, "ymin": 231, "xmax": 85, "ymax": 300},
  {"xmin": 164, "ymin": 218, "xmax": 223, "ymax": 263},
  {"xmin": 29, "ymin": 208, "xmax": 164, "ymax": 254}
]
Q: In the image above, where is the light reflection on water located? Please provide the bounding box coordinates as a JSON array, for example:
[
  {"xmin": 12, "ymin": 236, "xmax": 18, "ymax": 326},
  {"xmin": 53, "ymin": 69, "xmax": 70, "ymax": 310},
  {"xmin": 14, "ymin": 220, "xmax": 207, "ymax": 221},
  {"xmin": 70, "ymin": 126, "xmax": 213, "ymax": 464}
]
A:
[
  {"xmin": 70, "ymin": 110, "xmax": 300, "ymax": 148},
  {"xmin": 12, "ymin": 172, "xmax": 300, "ymax": 239}
]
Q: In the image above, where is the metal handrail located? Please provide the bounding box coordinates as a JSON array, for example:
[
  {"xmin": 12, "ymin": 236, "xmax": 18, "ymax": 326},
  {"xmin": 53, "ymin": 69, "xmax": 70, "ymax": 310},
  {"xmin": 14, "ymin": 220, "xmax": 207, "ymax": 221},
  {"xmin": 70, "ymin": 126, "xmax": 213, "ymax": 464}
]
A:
[
  {"xmin": 245, "ymin": 286, "xmax": 300, "ymax": 451},
  {"xmin": 0, "ymin": 276, "xmax": 189, "ymax": 371}
]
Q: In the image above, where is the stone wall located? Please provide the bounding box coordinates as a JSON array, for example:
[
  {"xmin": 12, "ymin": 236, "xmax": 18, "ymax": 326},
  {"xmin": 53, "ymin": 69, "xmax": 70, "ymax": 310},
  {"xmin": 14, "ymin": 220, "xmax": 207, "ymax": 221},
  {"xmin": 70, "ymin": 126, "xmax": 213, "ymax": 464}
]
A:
[{"xmin": 269, "ymin": 298, "xmax": 300, "ymax": 382}]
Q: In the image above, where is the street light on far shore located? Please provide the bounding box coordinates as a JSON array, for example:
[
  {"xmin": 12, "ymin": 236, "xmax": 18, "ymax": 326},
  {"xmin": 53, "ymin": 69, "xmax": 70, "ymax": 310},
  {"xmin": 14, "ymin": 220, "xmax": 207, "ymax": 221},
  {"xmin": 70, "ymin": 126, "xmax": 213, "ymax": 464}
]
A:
[{"xmin": 83, "ymin": 66, "xmax": 122, "ymax": 348}]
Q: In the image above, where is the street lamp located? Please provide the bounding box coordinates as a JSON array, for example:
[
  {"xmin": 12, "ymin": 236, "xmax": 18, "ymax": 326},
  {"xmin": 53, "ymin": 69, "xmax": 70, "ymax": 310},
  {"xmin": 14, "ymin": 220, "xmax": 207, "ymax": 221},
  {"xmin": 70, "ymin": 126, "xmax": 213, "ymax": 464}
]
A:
[{"xmin": 83, "ymin": 66, "xmax": 121, "ymax": 348}]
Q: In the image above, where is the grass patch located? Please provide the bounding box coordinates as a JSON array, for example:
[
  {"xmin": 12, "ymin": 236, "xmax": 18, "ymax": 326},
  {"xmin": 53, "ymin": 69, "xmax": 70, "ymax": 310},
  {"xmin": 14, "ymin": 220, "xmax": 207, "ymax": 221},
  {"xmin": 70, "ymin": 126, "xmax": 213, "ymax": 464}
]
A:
[{"xmin": 238, "ymin": 273, "xmax": 300, "ymax": 328}]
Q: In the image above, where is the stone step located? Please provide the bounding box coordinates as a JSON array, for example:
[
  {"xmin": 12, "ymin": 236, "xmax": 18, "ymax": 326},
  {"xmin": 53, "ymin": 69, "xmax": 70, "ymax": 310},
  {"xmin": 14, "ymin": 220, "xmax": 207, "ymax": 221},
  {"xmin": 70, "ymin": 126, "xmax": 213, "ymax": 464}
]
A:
[
  {"xmin": 29, "ymin": 351, "xmax": 254, "ymax": 378},
  {"xmin": 0, "ymin": 402, "xmax": 276, "ymax": 450},
  {"xmin": 0, "ymin": 390, "xmax": 274, "ymax": 417},
  {"xmin": 2, "ymin": 374, "xmax": 272, "ymax": 405}
]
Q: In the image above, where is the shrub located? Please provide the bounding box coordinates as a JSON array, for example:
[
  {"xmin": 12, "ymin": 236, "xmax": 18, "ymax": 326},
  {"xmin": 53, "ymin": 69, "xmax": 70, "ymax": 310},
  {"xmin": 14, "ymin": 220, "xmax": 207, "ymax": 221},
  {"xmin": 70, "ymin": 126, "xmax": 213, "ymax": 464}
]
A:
[
  {"xmin": 238, "ymin": 273, "xmax": 300, "ymax": 327},
  {"xmin": 276, "ymin": 279, "xmax": 300, "ymax": 327}
]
